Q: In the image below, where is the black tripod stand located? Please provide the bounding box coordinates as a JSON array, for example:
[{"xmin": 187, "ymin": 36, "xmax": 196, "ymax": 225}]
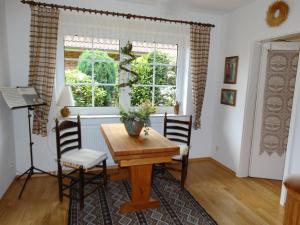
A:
[{"xmin": 17, "ymin": 106, "xmax": 56, "ymax": 199}]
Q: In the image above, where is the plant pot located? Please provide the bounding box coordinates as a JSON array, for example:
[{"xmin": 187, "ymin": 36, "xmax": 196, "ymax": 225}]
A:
[{"xmin": 123, "ymin": 119, "xmax": 144, "ymax": 137}]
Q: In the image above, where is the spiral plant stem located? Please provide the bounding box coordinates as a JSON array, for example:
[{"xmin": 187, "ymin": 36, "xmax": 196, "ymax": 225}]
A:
[{"xmin": 119, "ymin": 42, "xmax": 140, "ymax": 88}]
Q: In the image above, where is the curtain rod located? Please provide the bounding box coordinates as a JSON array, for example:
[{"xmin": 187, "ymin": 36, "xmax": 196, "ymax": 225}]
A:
[{"xmin": 20, "ymin": 0, "xmax": 215, "ymax": 28}]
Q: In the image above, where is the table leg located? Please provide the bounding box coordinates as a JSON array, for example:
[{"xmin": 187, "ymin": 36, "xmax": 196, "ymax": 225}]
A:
[{"xmin": 120, "ymin": 164, "xmax": 160, "ymax": 213}]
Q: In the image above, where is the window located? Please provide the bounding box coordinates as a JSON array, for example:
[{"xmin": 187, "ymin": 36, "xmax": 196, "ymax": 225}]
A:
[
  {"xmin": 63, "ymin": 35, "xmax": 178, "ymax": 113},
  {"xmin": 130, "ymin": 41, "xmax": 177, "ymax": 107},
  {"xmin": 64, "ymin": 36, "xmax": 119, "ymax": 107}
]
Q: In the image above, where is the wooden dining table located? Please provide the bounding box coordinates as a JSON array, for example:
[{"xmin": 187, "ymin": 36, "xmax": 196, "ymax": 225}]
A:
[{"xmin": 100, "ymin": 123, "xmax": 179, "ymax": 213}]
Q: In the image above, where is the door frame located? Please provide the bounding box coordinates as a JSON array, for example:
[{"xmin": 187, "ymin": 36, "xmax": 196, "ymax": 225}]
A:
[
  {"xmin": 236, "ymin": 42, "xmax": 262, "ymax": 177},
  {"xmin": 237, "ymin": 41, "xmax": 300, "ymax": 205},
  {"xmin": 249, "ymin": 42, "xmax": 300, "ymax": 179},
  {"xmin": 281, "ymin": 45, "xmax": 300, "ymax": 204}
]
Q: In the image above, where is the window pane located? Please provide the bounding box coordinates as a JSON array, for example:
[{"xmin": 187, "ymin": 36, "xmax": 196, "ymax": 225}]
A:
[
  {"xmin": 64, "ymin": 35, "xmax": 93, "ymax": 52},
  {"xmin": 64, "ymin": 59, "xmax": 78, "ymax": 72},
  {"xmin": 132, "ymin": 41, "xmax": 155, "ymax": 63},
  {"xmin": 64, "ymin": 47, "xmax": 94, "ymax": 85},
  {"xmin": 94, "ymin": 86, "xmax": 119, "ymax": 107},
  {"xmin": 155, "ymin": 65, "xmax": 176, "ymax": 85},
  {"xmin": 154, "ymin": 87, "xmax": 176, "ymax": 106},
  {"xmin": 65, "ymin": 37, "xmax": 119, "ymax": 80},
  {"xmin": 64, "ymin": 36, "xmax": 92, "ymax": 75},
  {"xmin": 94, "ymin": 61, "xmax": 118, "ymax": 84},
  {"xmin": 130, "ymin": 86, "xmax": 153, "ymax": 106},
  {"xmin": 130, "ymin": 62, "xmax": 153, "ymax": 85},
  {"xmin": 156, "ymin": 43, "xmax": 177, "ymax": 66},
  {"xmin": 64, "ymin": 36, "xmax": 121, "ymax": 108},
  {"xmin": 65, "ymin": 67, "xmax": 92, "ymax": 85},
  {"xmin": 93, "ymin": 38, "xmax": 120, "ymax": 61},
  {"xmin": 70, "ymin": 85, "xmax": 93, "ymax": 107},
  {"xmin": 130, "ymin": 41, "xmax": 156, "ymax": 85}
]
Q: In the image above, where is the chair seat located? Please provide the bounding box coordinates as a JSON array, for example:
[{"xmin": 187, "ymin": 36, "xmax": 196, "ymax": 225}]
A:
[
  {"xmin": 61, "ymin": 148, "xmax": 107, "ymax": 169},
  {"xmin": 172, "ymin": 145, "xmax": 189, "ymax": 160}
]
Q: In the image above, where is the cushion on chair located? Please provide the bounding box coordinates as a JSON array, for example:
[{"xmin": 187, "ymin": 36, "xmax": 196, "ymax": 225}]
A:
[
  {"xmin": 172, "ymin": 145, "xmax": 189, "ymax": 160},
  {"xmin": 61, "ymin": 148, "xmax": 106, "ymax": 169}
]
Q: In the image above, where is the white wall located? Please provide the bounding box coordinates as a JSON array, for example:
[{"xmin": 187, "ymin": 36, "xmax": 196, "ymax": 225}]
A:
[
  {"xmin": 212, "ymin": 0, "xmax": 300, "ymax": 176},
  {"xmin": 4, "ymin": 0, "xmax": 223, "ymax": 173},
  {"xmin": 0, "ymin": 0, "xmax": 16, "ymax": 198},
  {"xmin": 3, "ymin": 0, "xmax": 300, "ymax": 200}
]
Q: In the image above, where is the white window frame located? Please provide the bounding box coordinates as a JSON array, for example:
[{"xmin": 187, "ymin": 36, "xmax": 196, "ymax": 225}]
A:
[{"xmin": 58, "ymin": 36, "xmax": 186, "ymax": 116}]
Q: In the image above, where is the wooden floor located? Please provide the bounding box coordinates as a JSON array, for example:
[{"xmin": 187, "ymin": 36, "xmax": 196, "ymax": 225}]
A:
[{"xmin": 0, "ymin": 160, "xmax": 284, "ymax": 225}]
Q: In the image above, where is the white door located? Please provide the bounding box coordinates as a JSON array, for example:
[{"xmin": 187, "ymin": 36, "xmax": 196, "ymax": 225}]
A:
[{"xmin": 249, "ymin": 42, "xmax": 300, "ymax": 180}]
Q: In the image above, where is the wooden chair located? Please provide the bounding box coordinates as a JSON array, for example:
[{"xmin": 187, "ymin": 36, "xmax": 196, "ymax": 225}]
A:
[
  {"xmin": 55, "ymin": 115, "xmax": 107, "ymax": 209},
  {"xmin": 154, "ymin": 113, "xmax": 192, "ymax": 188}
]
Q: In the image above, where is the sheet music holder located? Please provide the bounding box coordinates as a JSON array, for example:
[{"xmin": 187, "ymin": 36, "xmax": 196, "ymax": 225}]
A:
[
  {"xmin": 0, "ymin": 87, "xmax": 56, "ymax": 199},
  {"xmin": 0, "ymin": 87, "xmax": 44, "ymax": 109}
]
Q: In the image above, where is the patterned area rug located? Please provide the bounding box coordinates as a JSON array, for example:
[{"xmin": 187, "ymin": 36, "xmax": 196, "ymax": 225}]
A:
[{"xmin": 68, "ymin": 172, "xmax": 217, "ymax": 225}]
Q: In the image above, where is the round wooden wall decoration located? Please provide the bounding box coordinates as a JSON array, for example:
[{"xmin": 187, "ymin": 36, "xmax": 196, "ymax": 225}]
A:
[{"xmin": 266, "ymin": 1, "xmax": 289, "ymax": 27}]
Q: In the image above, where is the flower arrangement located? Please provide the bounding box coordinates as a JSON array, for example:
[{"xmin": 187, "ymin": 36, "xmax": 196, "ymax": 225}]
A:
[{"xmin": 120, "ymin": 100, "xmax": 156, "ymax": 136}]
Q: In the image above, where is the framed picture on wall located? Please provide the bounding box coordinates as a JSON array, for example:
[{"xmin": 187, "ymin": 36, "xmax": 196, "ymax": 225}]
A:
[
  {"xmin": 224, "ymin": 56, "xmax": 239, "ymax": 84},
  {"xmin": 220, "ymin": 89, "xmax": 237, "ymax": 106}
]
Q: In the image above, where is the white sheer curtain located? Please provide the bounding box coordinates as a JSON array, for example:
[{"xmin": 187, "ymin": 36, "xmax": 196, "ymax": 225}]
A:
[{"xmin": 59, "ymin": 12, "xmax": 189, "ymax": 45}]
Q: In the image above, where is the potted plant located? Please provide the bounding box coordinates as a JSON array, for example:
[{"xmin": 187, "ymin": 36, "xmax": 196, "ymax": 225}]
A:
[{"xmin": 120, "ymin": 100, "xmax": 156, "ymax": 137}]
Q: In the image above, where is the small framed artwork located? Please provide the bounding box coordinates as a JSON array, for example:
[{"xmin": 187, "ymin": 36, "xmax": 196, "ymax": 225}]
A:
[
  {"xmin": 224, "ymin": 56, "xmax": 239, "ymax": 84},
  {"xmin": 220, "ymin": 89, "xmax": 237, "ymax": 106}
]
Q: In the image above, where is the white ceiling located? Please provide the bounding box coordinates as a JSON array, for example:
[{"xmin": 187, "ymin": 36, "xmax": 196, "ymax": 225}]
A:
[{"xmin": 115, "ymin": 0, "xmax": 256, "ymax": 14}]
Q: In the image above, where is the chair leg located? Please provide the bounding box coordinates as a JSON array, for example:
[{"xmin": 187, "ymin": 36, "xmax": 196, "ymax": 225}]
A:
[
  {"xmin": 57, "ymin": 163, "xmax": 63, "ymax": 201},
  {"xmin": 79, "ymin": 166, "xmax": 84, "ymax": 209},
  {"xmin": 102, "ymin": 160, "xmax": 107, "ymax": 188},
  {"xmin": 184, "ymin": 157, "xmax": 188, "ymax": 184},
  {"xmin": 181, "ymin": 156, "xmax": 188, "ymax": 188}
]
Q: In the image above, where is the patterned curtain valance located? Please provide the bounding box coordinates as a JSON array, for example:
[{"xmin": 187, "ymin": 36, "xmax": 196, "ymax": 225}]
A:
[
  {"xmin": 28, "ymin": 5, "xmax": 59, "ymax": 136},
  {"xmin": 190, "ymin": 25, "xmax": 211, "ymax": 129}
]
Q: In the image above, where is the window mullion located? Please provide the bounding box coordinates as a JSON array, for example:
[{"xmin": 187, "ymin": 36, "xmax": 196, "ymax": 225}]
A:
[
  {"xmin": 91, "ymin": 38, "xmax": 95, "ymax": 107},
  {"xmin": 152, "ymin": 43, "xmax": 156, "ymax": 106}
]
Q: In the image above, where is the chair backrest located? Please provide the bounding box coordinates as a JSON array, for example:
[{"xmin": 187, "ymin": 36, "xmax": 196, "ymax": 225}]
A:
[
  {"xmin": 55, "ymin": 115, "xmax": 82, "ymax": 160},
  {"xmin": 163, "ymin": 113, "xmax": 192, "ymax": 154}
]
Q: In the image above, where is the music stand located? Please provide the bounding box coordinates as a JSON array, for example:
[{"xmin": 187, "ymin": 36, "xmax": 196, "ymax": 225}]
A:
[{"xmin": 0, "ymin": 87, "xmax": 56, "ymax": 199}]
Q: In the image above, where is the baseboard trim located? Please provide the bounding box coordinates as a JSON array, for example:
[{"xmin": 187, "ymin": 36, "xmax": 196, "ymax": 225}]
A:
[
  {"xmin": 188, "ymin": 157, "xmax": 236, "ymax": 176},
  {"xmin": 208, "ymin": 158, "xmax": 236, "ymax": 176},
  {"xmin": 189, "ymin": 157, "xmax": 211, "ymax": 163}
]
